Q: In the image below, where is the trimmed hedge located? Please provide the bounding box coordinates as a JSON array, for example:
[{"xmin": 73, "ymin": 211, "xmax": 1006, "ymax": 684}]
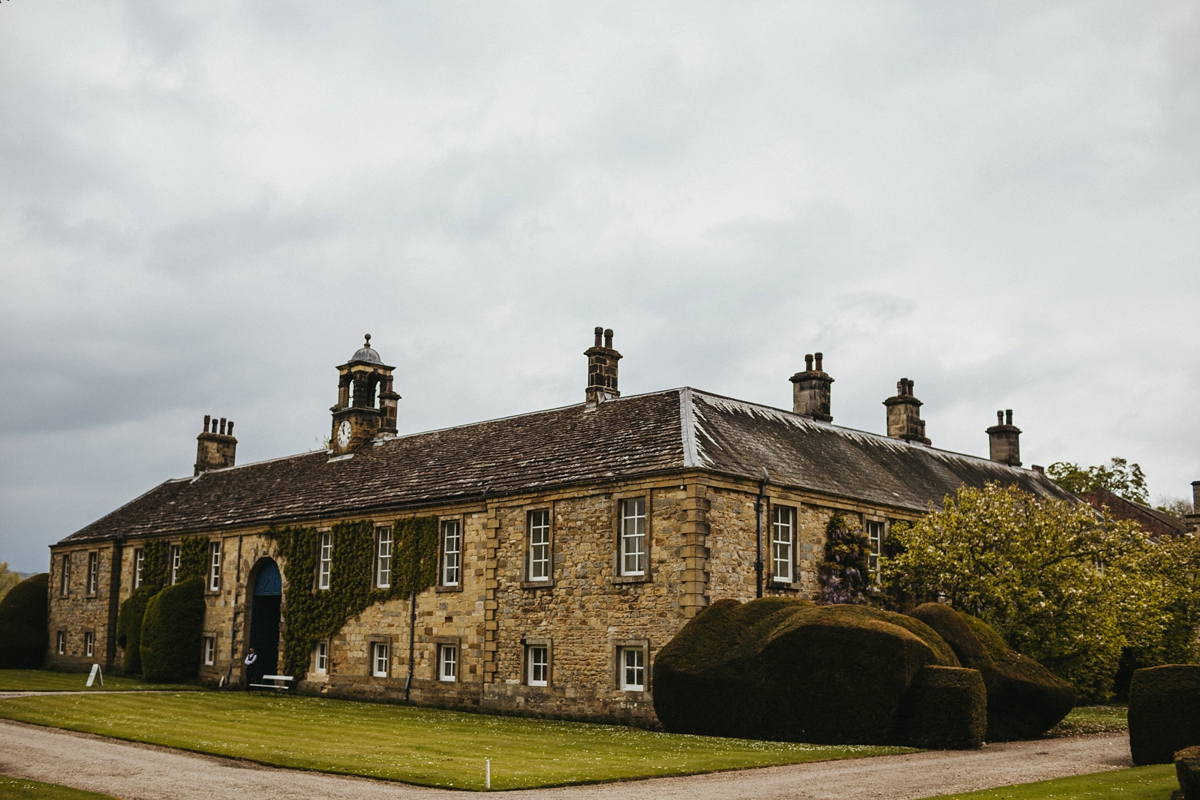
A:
[
  {"xmin": 653, "ymin": 597, "xmax": 962, "ymax": 745},
  {"xmin": 116, "ymin": 585, "xmax": 156, "ymax": 677},
  {"xmin": 0, "ymin": 573, "xmax": 49, "ymax": 668},
  {"xmin": 910, "ymin": 602, "xmax": 1076, "ymax": 741},
  {"xmin": 1178, "ymin": 746, "xmax": 1200, "ymax": 800},
  {"xmin": 139, "ymin": 577, "xmax": 205, "ymax": 683},
  {"xmin": 892, "ymin": 665, "xmax": 987, "ymax": 750},
  {"xmin": 1129, "ymin": 665, "xmax": 1200, "ymax": 765}
]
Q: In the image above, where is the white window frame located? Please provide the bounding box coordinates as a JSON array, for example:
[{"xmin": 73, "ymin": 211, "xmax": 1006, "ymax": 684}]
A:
[
  {"xmin": 526, "ymin": 644, "xmax": 549, "ymax": 687},
  {"xmin": 619, "ymin": 498, "xmax": 647, "ymax": 576},
  {"xmin": 619, "ymin": 646, "xmax": 645, "ymax": 691},
  {"xmin": 56, "ymin": 631, "xmax": 66, "ymax": 655},
  {"xmin": 371, "ymin": 641, "xmax": 389, "ymax": 678},
  {"xmin": 318, "ymin": 532, "xmax": 333, "ymax": 590},
  {"xmin": 527, "ymin": 509, "xmax": 551, "ymax": 581},
  {"xmin": 86, "ymin": 552, "xmax": 99, "ymax": 595},
  {"xmin": 170, "ymin": 545, "xmax": 181, "ymax": 585},
  {"xmin": 133, "ymin": 548, "xmax": 144, "ymax": 589},
  {"xmin": 438, "ymin": 644, "xmax": 457, "ymax": 682},
  {"xmin": 59, "ymin": 553, "xmax": 70, "ymax": 597},
  {"xmin": 440, "ymin": 520, "xmax": 461, "ymax": 587},
  {"xmin": 208, "ymin": 541, "xmax": 222, "ymax": 592},
  {"xmin": 84, "ymin": 631, "xmax": 94, "ymax": 659},
  {"xmin": 865, "ymin": 520, "xmax": 885, "ymax": 578},
  {"xmin": 375, "ymin": 527, "xmax": 392, "ymax": 589},
  {"xmin": 314, "ymin": 641, "xmax": 328, "ymax": 674},
  {"xmin": 772, "ymin": 506, "xmax": 795, "ymax": 583},
  {"xmin": 203, "ymin": 636, "xmax": 215, "ymax": 666}
]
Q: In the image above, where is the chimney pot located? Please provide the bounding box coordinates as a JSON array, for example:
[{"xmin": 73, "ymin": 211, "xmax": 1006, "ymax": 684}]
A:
[
  {"xmin": 1192, "ymin": 481, "xmax": 1200, "ymax": 511},
  {"xmin": 211, "ymin": 417, "xmax": 218, "ymax": 433},
  {"xmin": 594, "ymin": 326, "xmax": 603, "ymax": 347},
  {"xmin": 227, "ymin": 421, "xmax": 234, "ymax": 436},
  {"xmin": 805, "ymin": 354, "xmax": 813, "ymax": 371},
  {"xmin": 220, "ymin": 417, "xmax": 227, "ymax": 435},
  {"xmin": 1005, "ymin": 409, "xmax": 1013, "ymax": 426},
  {"xmin": 203, "ymin": 414, "xmax": 211, "ymax": 431},
  {"xmin": 997, "ymin": 410, "xmax": 1004, "ymax": 425},
  {"xmin": 814, "ymin": 352, "xmax": 824, "ymax": 372},
  {"xmin": 604, "ymin": 328, "xmax": 614, "ymax": 348}
]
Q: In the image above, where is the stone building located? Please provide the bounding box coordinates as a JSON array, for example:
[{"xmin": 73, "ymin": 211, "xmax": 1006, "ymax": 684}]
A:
[{"xmin": 46, "ymin": 330, "xmax": 1073, "ymax": 724}]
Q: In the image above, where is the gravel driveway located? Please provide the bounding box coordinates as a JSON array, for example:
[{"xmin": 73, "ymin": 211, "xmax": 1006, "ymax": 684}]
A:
[{"xmin": 0, "ymin": 717, "xmax": 1131, "ymax": 800}]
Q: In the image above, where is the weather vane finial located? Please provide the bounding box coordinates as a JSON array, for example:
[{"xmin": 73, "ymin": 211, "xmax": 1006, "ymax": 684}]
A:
[{"xmin": 364, "ymin": 333, "xmax": 371, "ymax": 347}]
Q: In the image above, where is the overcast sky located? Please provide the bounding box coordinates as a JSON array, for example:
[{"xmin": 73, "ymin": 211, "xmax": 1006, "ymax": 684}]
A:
[{"xmin": 1, "ymin": 2, "xmax": 1197, "ymax": 572}]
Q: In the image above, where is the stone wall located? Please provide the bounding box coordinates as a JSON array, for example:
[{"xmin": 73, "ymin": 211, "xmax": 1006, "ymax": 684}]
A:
[{"xmin": 45, "ymin": 543, "xmax": 118, "ymax": 671}]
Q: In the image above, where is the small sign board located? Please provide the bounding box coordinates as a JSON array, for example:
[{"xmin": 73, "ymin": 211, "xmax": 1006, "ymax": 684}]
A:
[{"xmin": 86, "ymin": 663, "xmax": 103, "ymax": 687}]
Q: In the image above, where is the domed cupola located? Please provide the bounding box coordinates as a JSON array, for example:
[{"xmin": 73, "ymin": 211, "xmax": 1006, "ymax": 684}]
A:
[{"xmin": 330, "ymin": 334, "xmax": 400, "ymax": 455}]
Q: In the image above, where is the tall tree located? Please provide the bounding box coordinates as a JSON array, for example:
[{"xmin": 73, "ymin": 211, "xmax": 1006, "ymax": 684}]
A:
[
  {"xmin": 1047, "ymin": 457, "xmax": 1149, "ymax": 504},
  {"xmin": 0, "ymin": 562, "xmax": 21, "ymax": 604}
]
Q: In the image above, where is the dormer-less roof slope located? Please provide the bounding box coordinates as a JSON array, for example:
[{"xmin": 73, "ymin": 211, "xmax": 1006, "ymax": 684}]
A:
[{"xmin": 59, "ymin": 388, "xmax": 1074, "ymax": 544}]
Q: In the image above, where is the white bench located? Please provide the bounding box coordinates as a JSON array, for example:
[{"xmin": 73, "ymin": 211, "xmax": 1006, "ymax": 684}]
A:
[{"xmin": 249, "ymin": 674, "xmax": 293, "ymax": 693}]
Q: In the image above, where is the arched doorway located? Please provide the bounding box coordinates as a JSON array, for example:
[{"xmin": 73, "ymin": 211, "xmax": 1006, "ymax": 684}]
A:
[{"xmin": 248, "ymin": 558, "xmax": 281, "ymax": 680}]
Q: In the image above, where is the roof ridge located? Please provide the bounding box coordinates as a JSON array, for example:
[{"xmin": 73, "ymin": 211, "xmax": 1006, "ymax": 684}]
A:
[{"xmin": 680, "ymin": 388, "xmax": 698, "ymax": 468}]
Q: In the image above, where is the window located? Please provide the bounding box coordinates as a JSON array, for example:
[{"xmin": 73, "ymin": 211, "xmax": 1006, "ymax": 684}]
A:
[
  {"xmin": 619, "ymin": 498, "xmax": 646, "ymax": 576},
  {"xmin": 203, "ymin": 636, "xmax": 215, "ymax": 666},
  {"xmin": 84, "ymin": 632, "xmax": 94, "ymax": 659},
  {"xmin": 133, "ymin": 549, "xmax": 144, "ymax": 589},
  {"xmin": 56, "ymin": 631, "xmax": 65, "ymax": 655},
  {"xmin": 865, "ymin": 520, "xmax": 885, "ymax": 577},
  {"xmin": 314, "ymin": 641, "xmax": 328, "ymax": 674},
  {"xmin": 527, "ymin": 509, "xmax": 550, "ymax": 581},
  {"xmin": 318, "ymin": 532, "xmax": 333, "ymax": 590},
  {"xmin": 375, "ymin": 527, "xmax": 392, "ymax": 588},
  {"xmin": 86, "ymin": 552, "xmax": 99, "ymax": 595},
  {"xmin": 440, "ymin": 520, "xmax": 461, "ymax": 587},
  {"xmin": 526, "ymin": 644, "xmax": 549, "ymax": 687},
  {"xmin": 208, "ymin": 541, "xmax": 222, "ymax": 592},
  {"xmin": 438, "ymin": 644, "xmax": 457, "ymax": 682},
  {"xmin": 59, "ymin": 554, "xmax": 71, "ymax": 597},
  {"xmin": 371, "ymin": 641, "xmax": 389, "ymax": 677},
  {"xmin": 170, "ymin": 545, "xmax": 181, "ymax": 585},
  {"xmin": 772, "ymin": 506, "xmax": 796, "ymax": 583},
  {"xmin": 619, "ymin": 647, "xmax": 645, "ymax": 691}
]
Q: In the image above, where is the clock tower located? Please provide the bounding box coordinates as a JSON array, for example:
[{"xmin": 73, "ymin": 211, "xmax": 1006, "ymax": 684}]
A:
[{"xmin": 330, "ymin": 335, "xmax": 400, "ymax": 455}]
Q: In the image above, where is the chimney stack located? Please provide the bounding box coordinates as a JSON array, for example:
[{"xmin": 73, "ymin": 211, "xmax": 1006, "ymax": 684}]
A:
[
  {"xmin": 585, "ymin": 327, "xmax": 622, "ymax": 404},
  {"xmin": 884, "ymin": 378, "xmax": 931, "ymax": 445},
  {"xmin": 1192, "ymin": 481, "xmax": 1200, "ymax": 513},
  {"xmin": 195, "ymin": 414, "xmax": 238, "ymax": 475},
  {"xmin": 986, "ymin": 409, "xmax": 1022, "ymax": 466},
  {"xmin": 789, "ymin": 352, "xmax": 834, "ymax": 421}
]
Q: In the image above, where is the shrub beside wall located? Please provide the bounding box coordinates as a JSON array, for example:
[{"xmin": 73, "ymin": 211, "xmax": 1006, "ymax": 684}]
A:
[
  {"xmin": 0, "ymin": 573, "xmax": 49, "ymax": 668},
  {"xmin": 116, "ymin": 585, "xmax": 156, "ymax": 677},
  {"xmin": 910, "ymin": 602, "xmax": 1076, "ymax": 740},
  {"xmin": 1129, "ymin": 665, "xmax": 1200, "ymax": 765},
  {"xmin": 139, "ymin": 577, "xmax": 205, "ymax": 683},
  {"xmin": 892, "ymin": 665, "xmax": 987, "ymax": 750}
]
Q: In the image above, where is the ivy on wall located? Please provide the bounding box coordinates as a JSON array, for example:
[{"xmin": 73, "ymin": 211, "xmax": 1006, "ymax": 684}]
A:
[
  {"xmin": 140, "ymin": 540, "xmax": 170, "ymax": 593},
  {"xmin": 270, "ymin": 516, "xmax": 439, "ymax": 678},
  {"xmin": 178, "ymin": 536, "xmax": 209, "ymax": 584}
]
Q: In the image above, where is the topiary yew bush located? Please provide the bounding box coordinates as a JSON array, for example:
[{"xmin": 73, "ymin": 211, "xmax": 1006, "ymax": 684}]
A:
[
  {"xmin": 892, "ymin": 665, "xmax": 987, "ymax": 750},
  {"xmin": 910, "ymin": 602, "xmax": 1076, "ymax": 740},
  {"xmin": 139, "ymin": 577, "xmax": 205, "ymax": 683},
  {"xmin": 1129, "ymin": 665, "xmax": 1200, "ymax": 765},
  {"xmin": 116, "ymin": 585, "xmax": 156, "ymax": 677},
  {"xmin": 0, "ymin": 573, "xmax": 49, "ymax": 668},
  {"xmin": 1177, "ymin": 746, "xmax": 1200, "ymax": 800},
  {"xmin": 653, "ymin": 597, "xmax": 982, "ymax": 747}
]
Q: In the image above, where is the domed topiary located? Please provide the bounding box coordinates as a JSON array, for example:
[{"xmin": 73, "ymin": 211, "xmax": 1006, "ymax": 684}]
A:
[
  {"xmin": 139, "ymin": 577, "xmax": 205, "ymax": 683},
  {"xmin": 653, "ymin": 597, "xmax": 972, "ymax": 746},
  {"xmin": 0, "ymin": 573, "xmax": 49, "ymax": 668},
  {"xmin": 1129, "ymin": 665, "xmax": 1200, "ymax": 765},
  {"xmin": 910, "ymin": 602, "xmax": 1076, "ymax": 741}
]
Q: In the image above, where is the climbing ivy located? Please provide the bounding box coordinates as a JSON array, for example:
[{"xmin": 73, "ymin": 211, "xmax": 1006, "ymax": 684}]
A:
[
  {"xmin": 270, "ymin": 516, "xmax": 439, "ymax": 678},
  {"xmin": 178, "ymin": 536, "xmax": 209, "ymax": 583},
  {"xmin": 140, "ymin": 540, "xmax": 170, "ymax": 593}
]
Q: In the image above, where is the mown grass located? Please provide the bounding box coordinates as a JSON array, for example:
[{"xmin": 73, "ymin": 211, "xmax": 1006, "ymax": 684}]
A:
[
  {"xmin": 1045, "ymin": 704, "xmax": 1128, "ymax": 738},
  {"xmin": 0, "ymin": 669, "xmax": 199, "ymax": 693},
  {"xmin": 920, "ymin": 764, "xmax": 1176, "ymax": 800},
  {"xmin": 0, "ymin": 692, "xmax": 910, "ymax": 790},
  {"xmin": 0, "ymin": 774, "xmax": 119, "ymax": 800}
]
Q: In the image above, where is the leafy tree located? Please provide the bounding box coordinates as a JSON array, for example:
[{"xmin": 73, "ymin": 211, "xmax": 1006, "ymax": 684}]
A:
[
  {"xmin": 0, "ymin": 561, "xmax": 21, "ymax": 603},
  {"xmin": 881, "ymin": 482, "xmax": 1168, "ymax": 702},
  {"xmin": 1047, "ymin": 458, "xmax": 1149, "ymax": 504},
  {"xmin": 817, "ymin": 512, "xmax": 873, "ymax": 605}
]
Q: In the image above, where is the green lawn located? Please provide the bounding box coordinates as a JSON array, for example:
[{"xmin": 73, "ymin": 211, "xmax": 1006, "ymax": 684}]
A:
[
  {"xmin": 920, "ymin": 764, "xmax": 1176, "ymax": 800},
  {"xmin": 0, "ymin": 692, "xmax": 910, "ymax": 790},
  {"xmin": 0, "ymin": 669, "xmax": 200, "ymax": 693},
  {"xmin": 0, "ymin": 774, "xmax": 119, "ymax": 800},
  {"xmin": 1045, "ymin": 705, "xmax": 1128, "ymax": 737}
]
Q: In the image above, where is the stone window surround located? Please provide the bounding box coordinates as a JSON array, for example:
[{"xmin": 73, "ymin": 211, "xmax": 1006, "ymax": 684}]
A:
[
  {"xmin": 521, "ymin": 636, "xmax": 552, "ymax": 687},
  {"xmin": 612, "ymin": 491, "xmax": 652, "ymax": 584},
  {"xmin": 373, "ymin": 525, "xmax": 393, "ymax": 590},
  {"xmin": 202, "ymin": 633, "xmax": 216, "ymax": 665},
  {"xmin": 434, "ymin": 635, "xmax": 461, "ymax": 682},
  {"xmin": 207, "ymin": 540, "xmax": 223, "ymax": 595},
  {"xmin": 368, "ymin": 637, "xmax": 392, "ymax": 679},
  {"xmin": 132, "ymin": 548, "xmax": 144, "ymax": 590},
  {"xmin": 85, "ymin": 551, "xmax": 100, "ymax": 597},
  {"xmin": 58, "ymin": 552, "xmax": 71, "ymax": 597},
  {"xmin": 312, "ymin": 639, "xmax": 330, "ymax": 675},
  {"xmin": 56, "ymin": 630, "xmax": 66, "ymax": 655},
  {"xmin": 83, "ymin": 628, "xmax": 95, "ymax": 659},
  {"xmin": 613, "ymin": 639, "xmax": 650, "ymax": 692},
  {"xmin": 863, "ymin": 515, "xmax": 888, "ymax": 580},
  {"xmin": 435, "ymin": 515, "xmax": 463, "ymax": 593},
  {"xmin": 315, "ymin": 528, "xmax": 333, "ymax": 591},
  {"xmin": 767, "ymin": 500, "xmax": 801, "ymax": 590},
  {"xmin": 169, "ymin": 543, "xmax": 181, "ymax": 585},
  {"xmin": 521, "ymin": 505, "xmax": 555, "ymax": 590}
]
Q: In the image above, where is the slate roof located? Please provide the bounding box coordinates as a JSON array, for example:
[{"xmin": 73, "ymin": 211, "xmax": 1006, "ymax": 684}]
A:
[{"xmin": 59, "ymin": 388, "xmax": 1075, "ymax": 544}]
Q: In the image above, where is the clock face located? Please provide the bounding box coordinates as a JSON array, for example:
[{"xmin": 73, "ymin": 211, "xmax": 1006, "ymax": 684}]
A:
[{"xmin": 336, "ymin": 420, "xmax": 352, "ymax": 448}]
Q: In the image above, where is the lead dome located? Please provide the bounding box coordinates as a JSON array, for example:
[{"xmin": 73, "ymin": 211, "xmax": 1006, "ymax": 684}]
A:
[{"xmin": 351, "ymin": 334, "xmax": 382, "ymax": 364}]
